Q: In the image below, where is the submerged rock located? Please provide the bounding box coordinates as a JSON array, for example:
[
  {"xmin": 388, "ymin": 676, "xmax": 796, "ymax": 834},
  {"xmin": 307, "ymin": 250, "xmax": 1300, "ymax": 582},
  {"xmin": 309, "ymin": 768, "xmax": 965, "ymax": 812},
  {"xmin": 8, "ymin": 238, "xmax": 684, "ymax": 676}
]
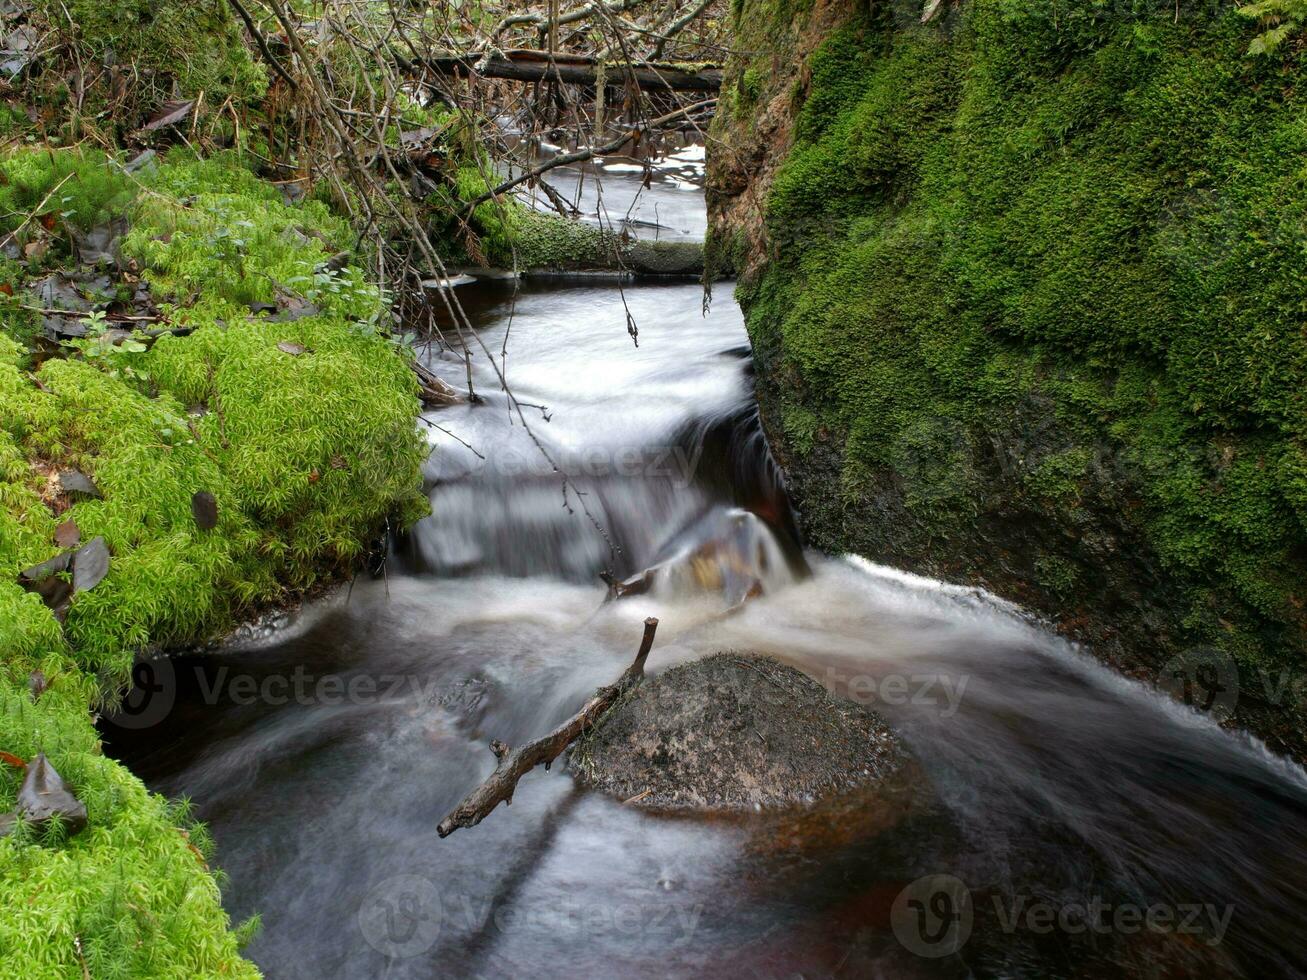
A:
[{"xmin": 571, "ymin": 652, "xmax": 905, "ymax": 811}]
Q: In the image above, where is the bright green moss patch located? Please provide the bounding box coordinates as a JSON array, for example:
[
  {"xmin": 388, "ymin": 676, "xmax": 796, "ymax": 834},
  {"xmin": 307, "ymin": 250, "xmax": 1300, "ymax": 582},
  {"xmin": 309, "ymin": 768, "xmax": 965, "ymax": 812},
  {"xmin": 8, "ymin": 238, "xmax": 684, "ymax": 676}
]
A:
[
  {"xmin": 732, "ymin": 0, "xmax": 1307, "ymax": 687},
  {"xmin": 0, "ymin": 149, "xmax": 427, "ymax": 976}
]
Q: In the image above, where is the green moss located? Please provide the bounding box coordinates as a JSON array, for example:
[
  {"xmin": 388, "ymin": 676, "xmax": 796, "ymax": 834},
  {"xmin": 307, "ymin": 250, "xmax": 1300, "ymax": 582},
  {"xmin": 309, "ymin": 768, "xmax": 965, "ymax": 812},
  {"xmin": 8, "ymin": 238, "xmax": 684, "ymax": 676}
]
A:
[
  {"xmin": 0, "ymin": 149, "xmax": 134, "ymax": 239},
  {"xmin": 0, "ymin": 149, "xmax": 428, "ymax": 977},
  {"xmin": 36, "ymin": 0, "xmax": 265, "ymax": 107},
  {"xmin": 732, "ymin": 0, "xmax": 1307, "ymax": 670}
]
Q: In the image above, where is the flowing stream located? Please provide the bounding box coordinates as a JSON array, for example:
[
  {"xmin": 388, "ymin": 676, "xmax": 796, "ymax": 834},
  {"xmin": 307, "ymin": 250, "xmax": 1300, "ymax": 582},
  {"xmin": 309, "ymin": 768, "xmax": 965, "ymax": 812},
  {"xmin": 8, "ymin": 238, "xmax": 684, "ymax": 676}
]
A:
[{"xmin": 104, "ymin": 155, "xmax": 1307, "ymax": 979}]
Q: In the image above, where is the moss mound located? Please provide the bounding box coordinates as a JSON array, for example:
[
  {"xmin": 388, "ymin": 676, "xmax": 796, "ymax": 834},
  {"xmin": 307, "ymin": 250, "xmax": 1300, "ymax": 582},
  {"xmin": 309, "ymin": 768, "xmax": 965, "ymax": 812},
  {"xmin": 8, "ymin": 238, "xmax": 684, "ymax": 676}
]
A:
[{"xmin": 0, "ymin": 149, "xmax": 426, "ymax": 977}]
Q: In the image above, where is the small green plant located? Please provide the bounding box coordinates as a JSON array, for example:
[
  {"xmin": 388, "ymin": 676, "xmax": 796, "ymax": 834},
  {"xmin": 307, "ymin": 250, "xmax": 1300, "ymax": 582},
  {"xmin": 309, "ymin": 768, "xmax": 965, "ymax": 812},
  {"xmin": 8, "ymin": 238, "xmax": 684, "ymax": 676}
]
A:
[{"xmin": 1239, "ymin": 0, "xmax": 1307, "ymax": 54}]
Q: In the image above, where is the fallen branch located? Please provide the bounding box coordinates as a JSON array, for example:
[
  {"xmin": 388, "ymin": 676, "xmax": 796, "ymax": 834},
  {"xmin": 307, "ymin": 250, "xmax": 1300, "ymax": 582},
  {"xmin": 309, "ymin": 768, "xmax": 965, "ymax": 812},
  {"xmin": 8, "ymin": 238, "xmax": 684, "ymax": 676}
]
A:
[
  {"xmin": 437, "ymin": 616, "xmax": 659, "ymax": 838},
  {"xmin": 419, "ymin": 49, "xmax": 722, "ymax": 91}
]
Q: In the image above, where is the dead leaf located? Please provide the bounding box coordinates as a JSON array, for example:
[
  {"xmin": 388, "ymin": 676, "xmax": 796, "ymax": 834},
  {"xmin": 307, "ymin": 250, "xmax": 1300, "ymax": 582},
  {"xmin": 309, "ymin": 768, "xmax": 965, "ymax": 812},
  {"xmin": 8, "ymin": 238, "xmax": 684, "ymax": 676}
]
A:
[
  {"xmin": 54, "ymin": 517, "xmax": 79, "ymax": 548},
  {"xmin": 19, "ymin": 550, "xmax": 71, "ymax": 582},
  {"xmin": 141, "ymin": 98, "xmax": 195, "ymax": 132},
  {"xmin": 276, "ymin": 341, "xmax": 306, "ymax": 356},
  {"xmin": 27, "ymin": 670, "xmax": 48, "ymax": 702},
  {"xmin": 58, "ymin": 470, "xmax": 101, "ymax": 499},
  {"xmin": 0, "ymin": 751, "xmax": 26, "ymax": 768},
  {"xmin": 18, "ymin": 753, "xmax": 88, "ymax": 836},
  {"xmin": 71, "ymin": 536, "xmax": 109, "ymax": 593},
  {"xmin": 190, "ymin": 491, "xmax": 218, "ymax": 531},
  {"xmin": 330, "ymin": 455, "xmax": 348, "ymax": 470},
  {"xmin": 308, "ymin": 469, "xmax": 320, "ymax": 484}
]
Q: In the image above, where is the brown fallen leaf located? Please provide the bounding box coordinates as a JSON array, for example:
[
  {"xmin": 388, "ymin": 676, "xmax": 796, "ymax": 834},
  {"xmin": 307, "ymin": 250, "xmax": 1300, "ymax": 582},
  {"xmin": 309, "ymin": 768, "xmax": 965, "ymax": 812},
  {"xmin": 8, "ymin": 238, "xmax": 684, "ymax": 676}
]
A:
[
  {"xmin": 17, "ymin": 753, "xmax": 88, "ymax": 836},
  {"xmin": 141, "ymin": 98, "xmax": 195, "ymax": 131},
  {"xmin": 53, "ymin": 517, "xmax": 79, "ymax": 548}
]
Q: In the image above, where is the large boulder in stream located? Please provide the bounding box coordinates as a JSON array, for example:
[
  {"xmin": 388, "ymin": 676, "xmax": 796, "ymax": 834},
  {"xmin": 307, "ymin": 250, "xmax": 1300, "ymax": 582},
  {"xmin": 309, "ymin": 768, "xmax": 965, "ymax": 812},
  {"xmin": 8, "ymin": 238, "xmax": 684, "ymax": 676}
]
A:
[{"xmin": 571, "ymin": 652, "xmax": 905, "ymax": 811}]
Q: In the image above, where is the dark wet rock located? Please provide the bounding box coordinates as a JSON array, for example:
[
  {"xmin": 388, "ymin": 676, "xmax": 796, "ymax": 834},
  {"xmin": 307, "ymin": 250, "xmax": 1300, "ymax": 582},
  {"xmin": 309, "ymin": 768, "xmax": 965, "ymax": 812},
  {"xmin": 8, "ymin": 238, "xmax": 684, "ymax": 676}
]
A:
[
  {"xmin": 191, "ymin": 491, "xmax": 218, "ymax": 530},
  {"xmin": 0, "ymin": 23, "xmax": 37, "ymax": 77},
  {"xmin": 571, "ymin": 652, "xmax": 905, "ymax": 811},
  {"xmin": 74, "ymin": 217, "xmax": 128, "ymax": 266},
  {"xmin": 17, "ymin": 754, "xmax": 88, "ymax": 836},
  {"xmin": 71, "ymin": 536, "xmax": 110, "ymax": 593},
  {"xmin": 318, "ymin": 250, "xmax": 351, "ymax": 273}
]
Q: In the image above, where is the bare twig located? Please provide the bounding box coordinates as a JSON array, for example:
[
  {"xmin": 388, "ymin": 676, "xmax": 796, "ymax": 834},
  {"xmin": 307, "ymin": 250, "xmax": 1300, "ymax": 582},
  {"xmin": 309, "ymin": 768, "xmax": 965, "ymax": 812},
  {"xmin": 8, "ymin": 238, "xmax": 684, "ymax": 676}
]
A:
[{"xmin": 437, "ymin": 617, "xmax": 659, "ymax": 838}]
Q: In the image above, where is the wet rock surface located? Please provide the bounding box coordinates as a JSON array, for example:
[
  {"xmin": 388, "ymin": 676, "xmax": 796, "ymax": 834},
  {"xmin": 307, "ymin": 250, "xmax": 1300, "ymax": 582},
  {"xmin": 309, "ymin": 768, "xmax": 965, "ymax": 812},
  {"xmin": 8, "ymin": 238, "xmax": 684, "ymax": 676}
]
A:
[{"xmin": 571, "ymin": 652, "xmax": 905, "ymax": 811}]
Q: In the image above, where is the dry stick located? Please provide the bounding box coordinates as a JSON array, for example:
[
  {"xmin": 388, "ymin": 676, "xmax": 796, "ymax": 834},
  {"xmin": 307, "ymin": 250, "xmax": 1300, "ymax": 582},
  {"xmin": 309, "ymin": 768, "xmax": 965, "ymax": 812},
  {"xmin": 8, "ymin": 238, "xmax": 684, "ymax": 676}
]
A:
[
  {"xmin": 483, "ymin": 0, "xmax": 650, "ymax": 48},
  {"xmin": 437, "ymin": 617, "xmax": 659, "ymax": 838},
  {"xmin": 226, "ymin": 0, "xmax": 300, "ymax": 90},
  {"xmin": 0, "ymin": 172, "xmax": 73, "ymax": 252},
  {"xmin": 649, "ymin": 0, "xmax": 716, "ymax": 58}
]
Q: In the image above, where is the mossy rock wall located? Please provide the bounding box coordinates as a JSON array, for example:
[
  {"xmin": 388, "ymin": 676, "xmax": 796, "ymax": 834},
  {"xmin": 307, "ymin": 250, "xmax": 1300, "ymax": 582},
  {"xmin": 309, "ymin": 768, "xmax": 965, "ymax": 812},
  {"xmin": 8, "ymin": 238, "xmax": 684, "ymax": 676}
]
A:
[{"xmin": 708, "ymin": 0, "xmax": 1307, "ymax": 753}]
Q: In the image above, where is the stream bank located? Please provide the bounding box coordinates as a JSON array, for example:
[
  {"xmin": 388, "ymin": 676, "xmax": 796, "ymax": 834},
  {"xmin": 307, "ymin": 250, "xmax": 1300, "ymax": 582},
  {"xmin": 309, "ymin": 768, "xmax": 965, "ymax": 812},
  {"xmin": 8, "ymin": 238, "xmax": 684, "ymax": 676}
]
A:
[
  {"xmin": 0, "ymin": 148, "xmax": 428, "ymax": 977},
  {"xmin": 707, "ymin": 0, "xmax": 1307, "ymax": 756}
]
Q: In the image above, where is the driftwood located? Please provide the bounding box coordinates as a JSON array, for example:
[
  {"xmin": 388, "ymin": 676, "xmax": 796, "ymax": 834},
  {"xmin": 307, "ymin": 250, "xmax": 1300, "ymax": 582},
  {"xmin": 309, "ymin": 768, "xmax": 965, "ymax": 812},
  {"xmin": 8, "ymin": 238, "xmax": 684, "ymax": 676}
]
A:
[
  {"xmin": 414, "ymin": 359, "xmax": 465, "ymax": 406},
  {"xmin": 437, "ymin": 617, "xmax": 659, "ymax": 838},
  {"xmin": 419, "ymin": 49, "xmax": 722, "ymax": 92}
]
